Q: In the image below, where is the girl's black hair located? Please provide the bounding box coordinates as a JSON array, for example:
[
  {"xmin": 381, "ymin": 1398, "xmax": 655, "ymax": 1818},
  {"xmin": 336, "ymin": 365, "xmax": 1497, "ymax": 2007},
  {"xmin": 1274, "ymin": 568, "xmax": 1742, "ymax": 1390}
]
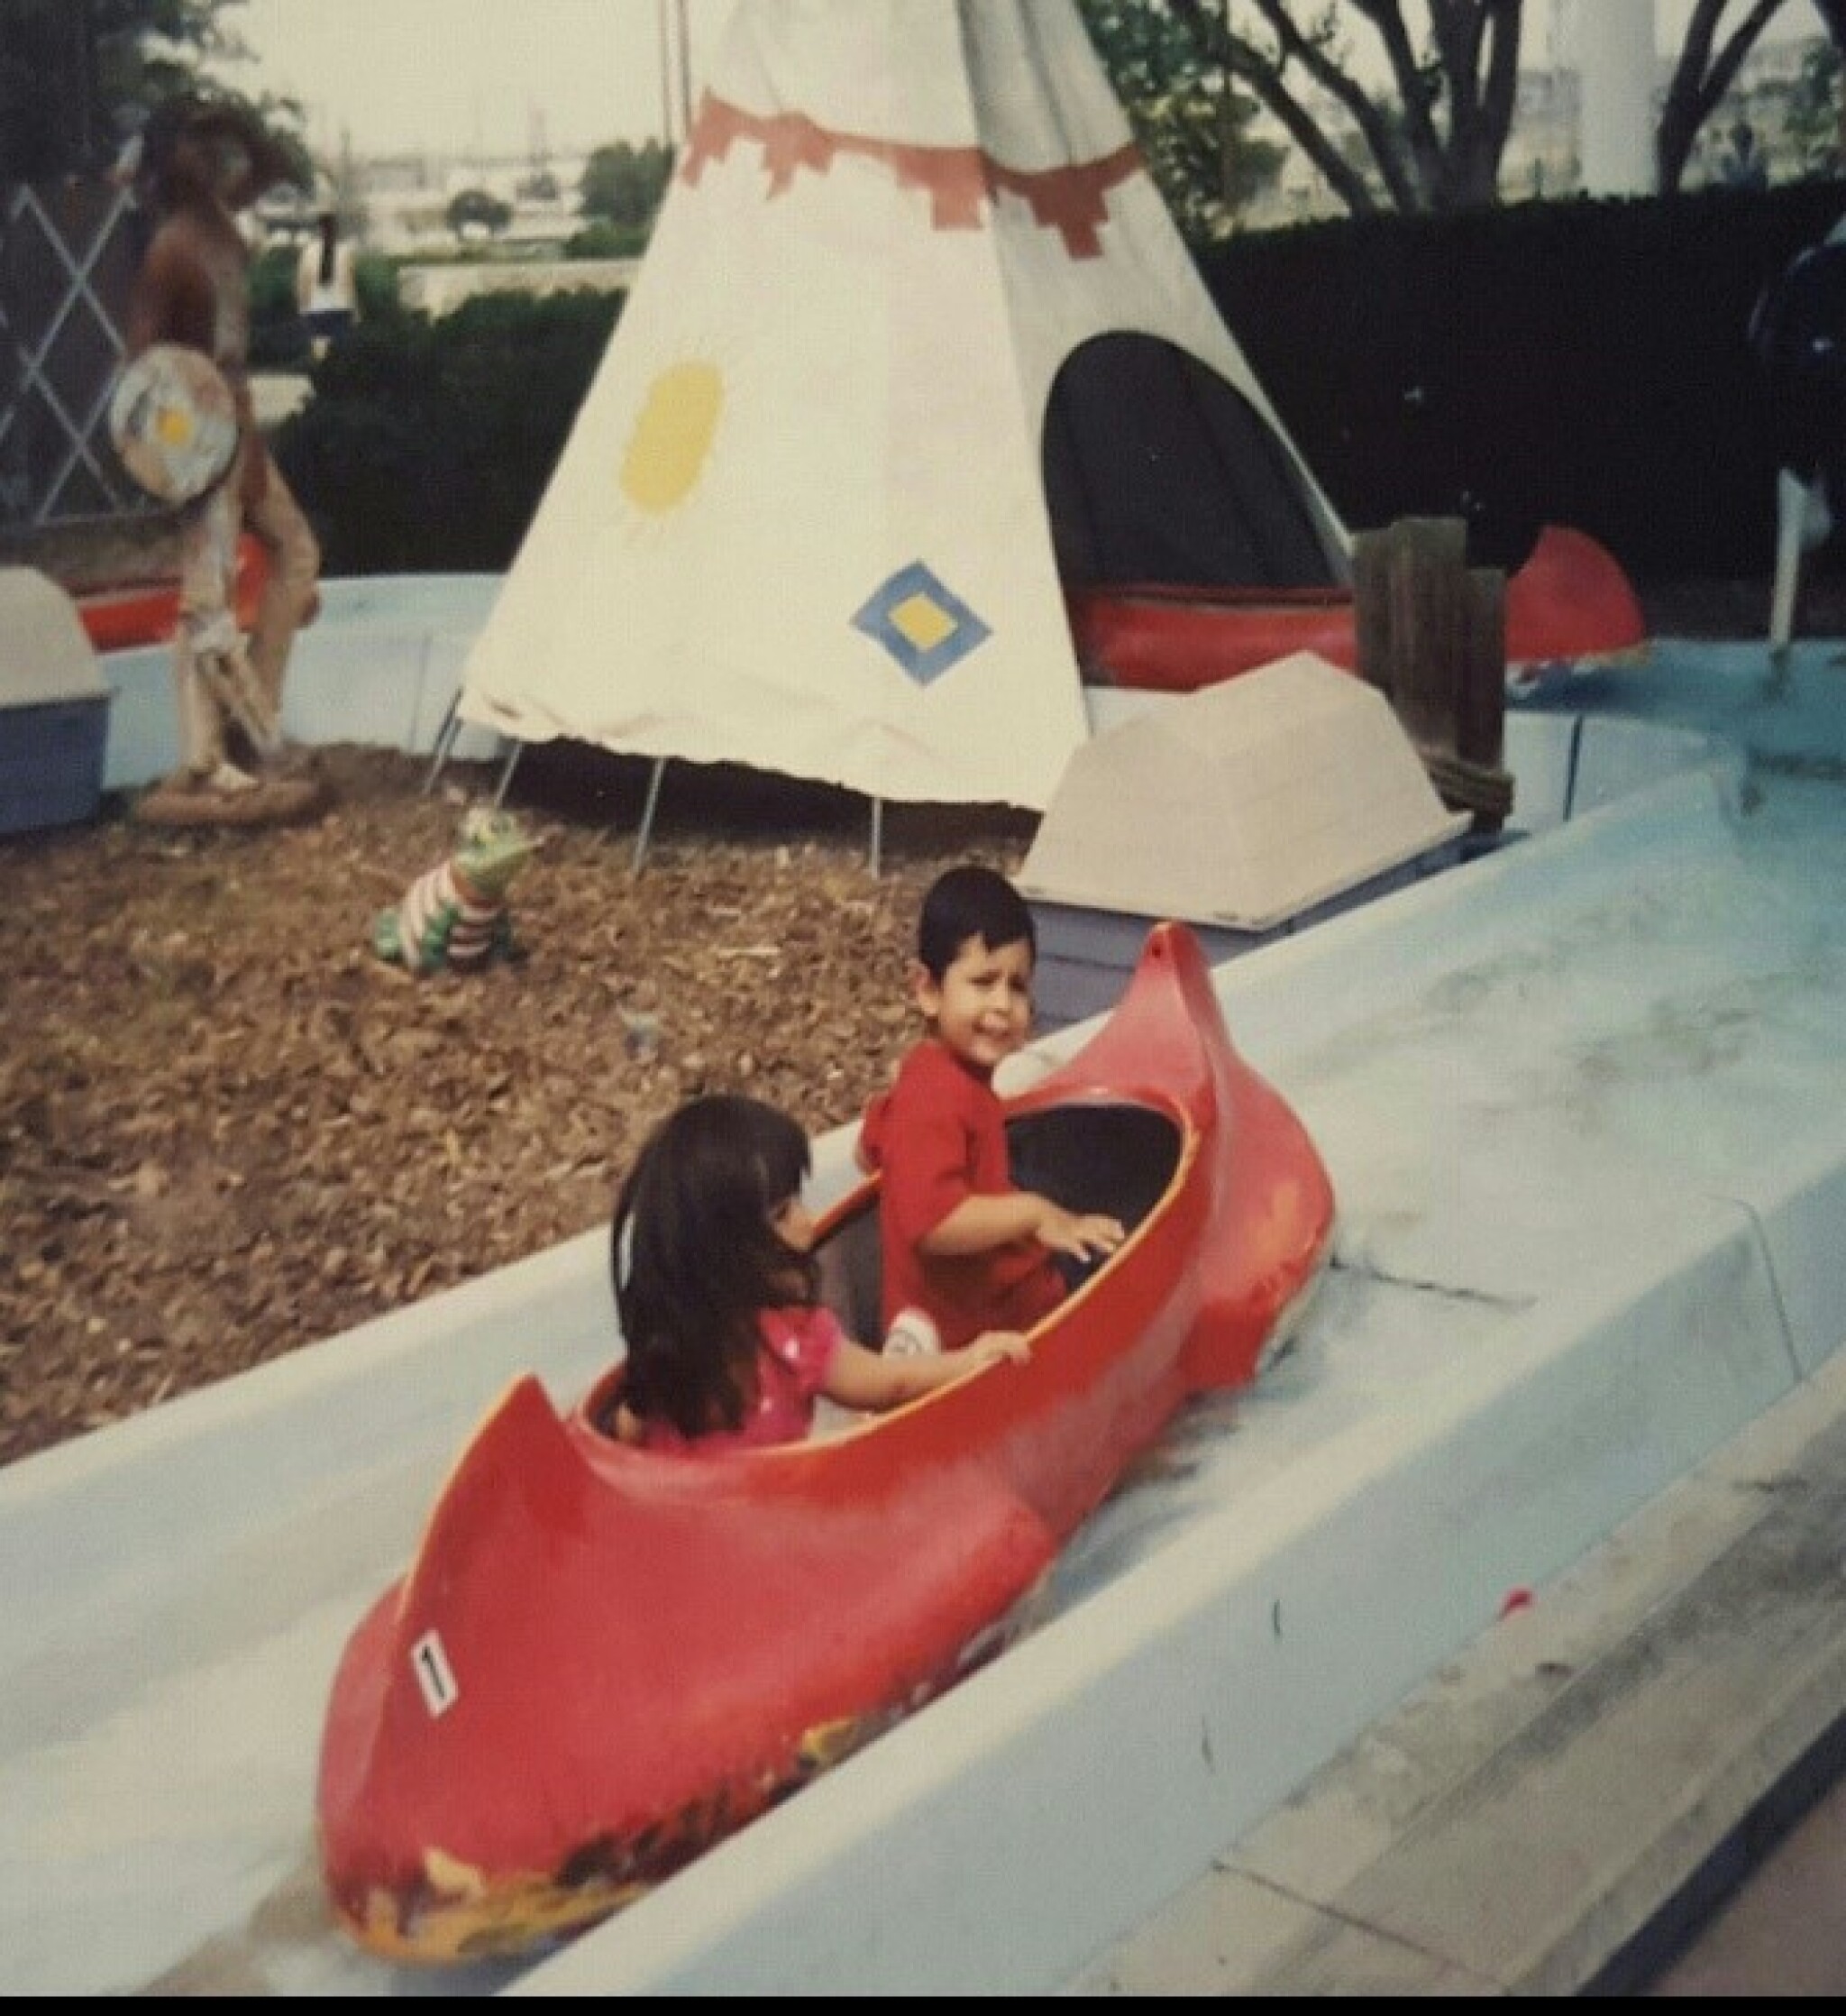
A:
[
  {"xmin": 610, "ymin": 1094, "xmax": 818, "ymax": 1440},
  {"xmin": 917, "ymin": 863, "xmax": 1036, "ymax": 980}
]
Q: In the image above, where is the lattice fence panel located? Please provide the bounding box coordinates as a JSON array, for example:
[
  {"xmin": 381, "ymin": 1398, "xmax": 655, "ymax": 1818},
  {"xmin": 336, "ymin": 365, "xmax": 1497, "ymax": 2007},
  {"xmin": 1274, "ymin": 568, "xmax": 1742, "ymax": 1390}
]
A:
[{"xmin": 1, "ymin": 174, "xmax": 150, "ymax": 529}]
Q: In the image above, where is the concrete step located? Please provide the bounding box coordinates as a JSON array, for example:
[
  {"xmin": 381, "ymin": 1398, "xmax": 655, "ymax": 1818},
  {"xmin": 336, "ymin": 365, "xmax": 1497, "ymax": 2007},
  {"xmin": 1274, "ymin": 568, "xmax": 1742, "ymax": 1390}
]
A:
[{"xmin": 1064, "ymin": 1346, "xmax": 1846, "ymax": 1995}]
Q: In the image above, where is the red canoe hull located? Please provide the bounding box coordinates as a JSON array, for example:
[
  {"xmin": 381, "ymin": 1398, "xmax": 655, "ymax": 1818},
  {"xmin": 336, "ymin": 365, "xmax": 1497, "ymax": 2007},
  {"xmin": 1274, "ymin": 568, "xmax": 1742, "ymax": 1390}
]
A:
[
  {"xmin": 73, "ymin": 534, "xmax": 268, "ymax": 655},
  {"xmin": 1065, "ymin": 523, "xmax": 1648, "ymax": 694},
  {"xmin": 315, "ymin": 921, "xmax": 1335, "ymax": 1964},
  {"xmin": 77, "ymin": 527, "xmax": 1640, "ymax": 703}
]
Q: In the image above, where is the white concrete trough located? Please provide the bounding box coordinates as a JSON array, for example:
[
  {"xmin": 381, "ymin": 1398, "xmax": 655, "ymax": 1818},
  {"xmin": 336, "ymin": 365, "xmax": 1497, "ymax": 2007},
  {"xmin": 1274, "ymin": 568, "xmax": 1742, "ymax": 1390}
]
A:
[
  {"xmin": 5, "ymin": 623, "xmax": 1843, "ymax": 1998},
  {"xmin": 97, "ymin": 574, "xmax": 507, "ymax": 793},
  {"xmin": 1023, "ymin": 655, "xmax": 1744, "ymax": 1033}
]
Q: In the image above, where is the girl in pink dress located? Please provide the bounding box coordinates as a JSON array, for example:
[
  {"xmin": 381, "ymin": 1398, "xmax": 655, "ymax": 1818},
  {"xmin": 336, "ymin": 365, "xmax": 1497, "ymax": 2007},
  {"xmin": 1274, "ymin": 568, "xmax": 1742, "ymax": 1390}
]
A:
[{"xmin": 607, "ymin": 1095, "xmax": 1028, "ymax": 1452}]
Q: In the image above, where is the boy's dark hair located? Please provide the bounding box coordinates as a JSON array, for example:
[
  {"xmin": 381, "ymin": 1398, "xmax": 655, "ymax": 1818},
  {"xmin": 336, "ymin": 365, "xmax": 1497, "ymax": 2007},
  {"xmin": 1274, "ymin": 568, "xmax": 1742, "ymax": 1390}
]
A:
[
  {"xmin": 611, "ymin": 1094, "xmax": 818, "ymax": 1439},
  {"xmin": 917, "ymin": 864, "xmax": 1035, "ymax": 979}
]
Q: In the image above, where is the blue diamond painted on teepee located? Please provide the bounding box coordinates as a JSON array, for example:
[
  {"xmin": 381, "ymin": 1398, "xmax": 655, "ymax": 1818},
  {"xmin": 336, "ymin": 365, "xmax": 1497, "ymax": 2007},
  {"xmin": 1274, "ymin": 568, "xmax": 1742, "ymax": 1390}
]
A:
[{"xmin": 851, "ymin": 563, "xmax": 992, "ymax": 688}]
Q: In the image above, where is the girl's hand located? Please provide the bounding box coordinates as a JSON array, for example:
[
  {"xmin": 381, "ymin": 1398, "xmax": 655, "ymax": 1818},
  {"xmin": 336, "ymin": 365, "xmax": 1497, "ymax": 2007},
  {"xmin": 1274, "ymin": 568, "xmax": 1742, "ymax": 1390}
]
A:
[{"xmin": 827, "ymin": 1327, "xmax": 1026, "ymax": 1413}]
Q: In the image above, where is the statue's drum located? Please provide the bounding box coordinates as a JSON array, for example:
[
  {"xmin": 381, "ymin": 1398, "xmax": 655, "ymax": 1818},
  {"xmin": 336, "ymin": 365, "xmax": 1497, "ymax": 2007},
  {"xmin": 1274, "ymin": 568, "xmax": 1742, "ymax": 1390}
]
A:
[{"xmin": 109, "ymin": 344, "xmax": 240, "ymax": 504}]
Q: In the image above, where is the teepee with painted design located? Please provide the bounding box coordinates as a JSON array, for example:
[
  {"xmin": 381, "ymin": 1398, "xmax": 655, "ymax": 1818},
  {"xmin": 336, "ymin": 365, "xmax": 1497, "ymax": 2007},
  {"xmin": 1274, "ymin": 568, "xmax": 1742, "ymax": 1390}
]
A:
[{"xmin": 455, "ymin": 0, "xmax": 1348, "ymax": 811}]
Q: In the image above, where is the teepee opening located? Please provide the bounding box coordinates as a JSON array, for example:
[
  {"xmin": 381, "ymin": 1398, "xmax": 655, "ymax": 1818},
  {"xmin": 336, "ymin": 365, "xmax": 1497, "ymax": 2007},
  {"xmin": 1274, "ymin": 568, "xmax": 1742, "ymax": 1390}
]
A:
[{"xmin": 1043, "ymin": 332, "xmax": 1348, "ymax": 594}]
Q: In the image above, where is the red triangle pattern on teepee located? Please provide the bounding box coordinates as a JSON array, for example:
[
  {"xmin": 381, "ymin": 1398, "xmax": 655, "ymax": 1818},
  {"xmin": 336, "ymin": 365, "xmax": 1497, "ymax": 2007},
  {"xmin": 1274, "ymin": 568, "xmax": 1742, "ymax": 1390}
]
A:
[{"xmin": 681, "ymin": 90, "xmax": 1139, "ymax": 256}]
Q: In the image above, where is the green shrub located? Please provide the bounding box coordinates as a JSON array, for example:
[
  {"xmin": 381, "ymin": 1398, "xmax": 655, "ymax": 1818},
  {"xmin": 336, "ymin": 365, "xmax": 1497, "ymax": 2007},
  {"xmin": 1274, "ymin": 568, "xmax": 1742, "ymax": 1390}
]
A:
[
  {"xmin": 562, "ymin": 216, "xmax": 651, "ymax": 261},
  {"xmin": 275, "ymin": 289, "xmax": 621, "ymax": 575}
]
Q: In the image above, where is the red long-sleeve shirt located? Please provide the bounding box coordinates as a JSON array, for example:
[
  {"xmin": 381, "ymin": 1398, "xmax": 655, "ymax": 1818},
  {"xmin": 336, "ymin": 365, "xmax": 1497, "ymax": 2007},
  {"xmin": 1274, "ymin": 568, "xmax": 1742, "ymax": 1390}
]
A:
[{"xmin": 857, "ymin": 1040, "xmax": 1065, "ymax": 1352}]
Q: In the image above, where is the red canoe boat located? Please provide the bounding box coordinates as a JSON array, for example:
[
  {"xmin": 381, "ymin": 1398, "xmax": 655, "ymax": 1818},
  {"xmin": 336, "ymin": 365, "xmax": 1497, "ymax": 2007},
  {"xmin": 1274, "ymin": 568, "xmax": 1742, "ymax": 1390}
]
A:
[
  {"xmin": 73, "ymin": 533, "xmax": 268, "ymax": 655},
  {"xmin": 315, "ymin": 921, "xmax": 1336, "ymax": 1965},
  {"xmin": 1065, "ymin": 523, "xmax": 1648, "ymax": 694},
  {"xmin": 78, "ymin": 527, "xmax": 1638, "ymax": 709}
]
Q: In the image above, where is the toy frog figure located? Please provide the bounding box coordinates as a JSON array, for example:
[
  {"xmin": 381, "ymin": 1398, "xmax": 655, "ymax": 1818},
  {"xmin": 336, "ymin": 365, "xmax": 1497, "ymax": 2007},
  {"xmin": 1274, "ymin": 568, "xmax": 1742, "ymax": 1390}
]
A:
[{"xmin": 374, "ymin": 807, "xmax": 536, "ymax": 975}]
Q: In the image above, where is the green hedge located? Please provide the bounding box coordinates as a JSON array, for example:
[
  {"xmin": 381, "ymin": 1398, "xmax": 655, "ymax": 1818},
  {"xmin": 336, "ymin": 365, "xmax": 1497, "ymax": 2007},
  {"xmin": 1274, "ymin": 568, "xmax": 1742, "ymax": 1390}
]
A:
[
  {"xmin": 274, "ymin": 289, "xmax": 620, "ymax": 574},
  {"xmin": 275, "ymin": 184, "xmax": 1846, "ymax": 584}
]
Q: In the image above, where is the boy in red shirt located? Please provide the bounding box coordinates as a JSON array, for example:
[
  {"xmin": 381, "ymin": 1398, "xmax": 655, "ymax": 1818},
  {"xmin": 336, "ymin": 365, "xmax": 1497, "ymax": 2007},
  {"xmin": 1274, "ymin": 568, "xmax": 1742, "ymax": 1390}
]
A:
[{"xmin": 857, "ymin": 865, "xmax": 1125, "ymax": 1352}]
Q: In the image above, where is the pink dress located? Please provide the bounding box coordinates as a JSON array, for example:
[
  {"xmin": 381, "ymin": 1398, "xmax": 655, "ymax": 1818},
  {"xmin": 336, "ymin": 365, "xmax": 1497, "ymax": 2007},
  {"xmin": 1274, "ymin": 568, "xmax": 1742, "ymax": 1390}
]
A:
[{"xmin": 638, "ymin": 1305, "xmax": 845, "ymax": 1453}]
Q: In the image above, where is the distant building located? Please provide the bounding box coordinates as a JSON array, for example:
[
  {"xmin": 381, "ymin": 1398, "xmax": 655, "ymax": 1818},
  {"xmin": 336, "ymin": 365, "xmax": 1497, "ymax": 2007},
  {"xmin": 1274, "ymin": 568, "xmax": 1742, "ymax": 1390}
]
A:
[
  {"xmin": 1578, "ymin": 0, "xmax": 1654, "ymax": 194},
  {"xmin": 257, "ymin": 148, "xmax": 594, "ymax": 259}
]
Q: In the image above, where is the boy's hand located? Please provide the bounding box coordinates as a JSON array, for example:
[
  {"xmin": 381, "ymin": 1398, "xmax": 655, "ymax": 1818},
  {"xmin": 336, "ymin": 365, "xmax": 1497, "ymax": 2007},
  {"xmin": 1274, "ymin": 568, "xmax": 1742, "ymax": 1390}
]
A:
[
  {"xmin": 965, "ymin": 1329, "xmax": 1031, "ymax": 1367},
  {"xmin": 1033, "ymin": 1200, "xmax": 1126, "ymax": 1262}
]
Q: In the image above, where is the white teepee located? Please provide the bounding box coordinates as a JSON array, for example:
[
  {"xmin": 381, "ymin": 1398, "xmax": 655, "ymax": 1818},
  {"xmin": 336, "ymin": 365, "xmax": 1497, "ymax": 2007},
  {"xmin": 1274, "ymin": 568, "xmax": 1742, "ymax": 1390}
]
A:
[{"xmin": 455, "ymin": 0, "xmax": 1348, "ymax": 812}]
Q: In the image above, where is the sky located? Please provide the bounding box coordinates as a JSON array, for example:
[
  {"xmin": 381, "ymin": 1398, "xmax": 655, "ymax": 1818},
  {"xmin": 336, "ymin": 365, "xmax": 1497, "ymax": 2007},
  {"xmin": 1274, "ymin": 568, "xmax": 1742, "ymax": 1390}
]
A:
[
  {"xmin": 227, "ymin": 0, "xmax": 731, "ymax": 163},
  {"xmin": 222, "ymin": 0, "xmax": 1831, "ymax": 168}
]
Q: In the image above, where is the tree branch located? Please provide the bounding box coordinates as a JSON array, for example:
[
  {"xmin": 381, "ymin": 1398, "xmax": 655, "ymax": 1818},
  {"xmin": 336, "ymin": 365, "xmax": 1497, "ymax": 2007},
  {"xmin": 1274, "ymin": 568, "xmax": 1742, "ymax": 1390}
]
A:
[{"xmin": 1656, "ymin": 0, "xmax": 1793, "ymax": 190}]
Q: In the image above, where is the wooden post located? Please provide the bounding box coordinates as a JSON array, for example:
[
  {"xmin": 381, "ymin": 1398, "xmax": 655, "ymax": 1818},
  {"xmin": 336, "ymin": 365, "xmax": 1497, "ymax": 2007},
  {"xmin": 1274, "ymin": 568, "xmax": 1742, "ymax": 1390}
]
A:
[
  {"xmin": 1384, "ymin": 517, "xmax": 1467, "ymax": 749},
  {"xmin": 1352, "ymin": 527, "xmax": 1396, "ymax": 697},
  {"xmin": 1352, "ymin": 516, "xmax": 1513, "ymax": 834},
  {"xmin": 1352, "ymin": 515, "xmax": 1466, "ymax": 717},
  {"xmin": 1457, "ymin": 564, "xmax": 1512, "ymax": 834},
  {"xmin": 1458, "ymin": 566, "xmax": 1506, "ymax": 770}
]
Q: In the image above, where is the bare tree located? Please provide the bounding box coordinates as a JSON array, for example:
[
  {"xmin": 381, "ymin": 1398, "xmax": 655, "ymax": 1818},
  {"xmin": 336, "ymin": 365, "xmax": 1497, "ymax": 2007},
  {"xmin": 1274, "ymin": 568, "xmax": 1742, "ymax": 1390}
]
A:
[
  {"xmin": 1654, "ymin": 0, "xmax": 1796, "ymax": 192},
  {"xmin": 1144, "ymin": 0, "xmax": 1525, "ymax": 215},
  {"xmin": 1086, "ymin": 1, "xmax": 1830, "ymax": 222}
]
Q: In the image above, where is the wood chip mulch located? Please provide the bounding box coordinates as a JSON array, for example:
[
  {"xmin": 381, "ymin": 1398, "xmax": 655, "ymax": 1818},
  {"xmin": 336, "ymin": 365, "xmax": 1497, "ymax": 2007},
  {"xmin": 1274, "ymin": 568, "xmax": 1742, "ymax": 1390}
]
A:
[{"xmin": 1, "ymin": 743, "xmax": 1031, "ymax": 1466}]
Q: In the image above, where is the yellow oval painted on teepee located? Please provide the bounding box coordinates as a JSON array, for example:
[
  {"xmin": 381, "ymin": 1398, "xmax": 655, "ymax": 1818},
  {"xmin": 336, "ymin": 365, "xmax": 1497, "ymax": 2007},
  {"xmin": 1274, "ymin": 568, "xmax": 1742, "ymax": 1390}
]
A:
[{"xmin": 621, "ymin": 362, "xmax": 723, "ymax": 514}]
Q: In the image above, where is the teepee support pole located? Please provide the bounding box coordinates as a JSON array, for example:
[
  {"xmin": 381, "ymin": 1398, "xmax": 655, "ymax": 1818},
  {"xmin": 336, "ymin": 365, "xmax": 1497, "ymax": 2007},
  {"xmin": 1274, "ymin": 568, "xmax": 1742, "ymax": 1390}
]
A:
[
  {"xmin": 490, "ymin": 741, "xmax": 521, "ymax": 809},
  {"xmin": 424, "ymin": 691, "xmax": 522, "ymax": 810},
  {"xmin": 631, "ymin": 757, "xmax": 668, "ymax": 875},
  {"xmin": 421, "ymin": 690, "xmax": 462, "ymax": 795},
  {"xmin": 869, "ymin": 796, "xmax": 883, "ymax": 877}
]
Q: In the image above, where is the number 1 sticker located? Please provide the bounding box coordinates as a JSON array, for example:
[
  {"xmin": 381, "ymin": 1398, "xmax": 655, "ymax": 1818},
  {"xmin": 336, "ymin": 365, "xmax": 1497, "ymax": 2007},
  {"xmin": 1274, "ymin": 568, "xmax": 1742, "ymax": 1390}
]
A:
[{"xmin": 411, "ymin": 1628, "xmax": 459, "ymax": 1718}]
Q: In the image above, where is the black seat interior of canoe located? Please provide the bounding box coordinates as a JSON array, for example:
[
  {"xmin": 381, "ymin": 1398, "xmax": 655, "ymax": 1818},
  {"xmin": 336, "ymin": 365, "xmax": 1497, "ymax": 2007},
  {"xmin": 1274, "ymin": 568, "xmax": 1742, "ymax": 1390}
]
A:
[{"xmin": 818, "ymin": 1102, "xmax": 1183, "ymax": 1346}]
